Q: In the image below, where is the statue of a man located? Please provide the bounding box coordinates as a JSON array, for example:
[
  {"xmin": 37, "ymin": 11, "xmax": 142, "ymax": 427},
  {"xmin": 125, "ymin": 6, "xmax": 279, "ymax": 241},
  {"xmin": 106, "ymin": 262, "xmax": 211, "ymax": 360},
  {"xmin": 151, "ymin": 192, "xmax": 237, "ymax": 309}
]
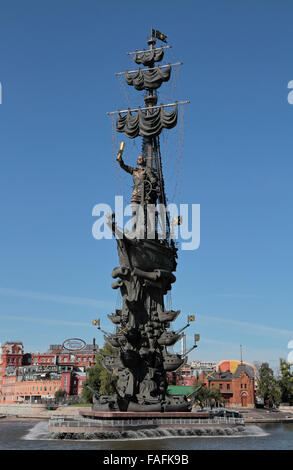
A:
[{"xmin": 116, "ymin": 150, "xmax": 158, "ymax": 204}]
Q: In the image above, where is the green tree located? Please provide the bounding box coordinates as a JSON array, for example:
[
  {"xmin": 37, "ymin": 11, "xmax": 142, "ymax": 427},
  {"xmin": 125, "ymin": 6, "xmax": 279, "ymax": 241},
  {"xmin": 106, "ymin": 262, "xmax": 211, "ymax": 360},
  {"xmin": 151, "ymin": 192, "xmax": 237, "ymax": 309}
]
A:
[
  {"xmin": 193, "ymin": 381, "xmax": 209, "ymax": 408},
  {"xmin": 81, "ymin": 343, "xmax": 118, "ymax": 404},
  {"xmin": 278, "ymin": 358, "xmax": 293, "ymax": 405},
  {"xmin": 55, "ymin": 389, "xmax": 66, "ymax": 401},
  {"xmin": 257, "ymin": 362, "xmax": 281, "ymax": 406},
  {"xmin": 207, "ymin": 385, "xmax": 222, "ymax": 406},
  {"xmin": 81, "ymin": 362, "xmax": 103, "ymax": 403},
  {"xmin": 99, "ymin": 368, "xmax": 116, "ymax": 395},
  {"xmin": 193, "ymin": 380, "xmax": 222, "ymax": 408}
]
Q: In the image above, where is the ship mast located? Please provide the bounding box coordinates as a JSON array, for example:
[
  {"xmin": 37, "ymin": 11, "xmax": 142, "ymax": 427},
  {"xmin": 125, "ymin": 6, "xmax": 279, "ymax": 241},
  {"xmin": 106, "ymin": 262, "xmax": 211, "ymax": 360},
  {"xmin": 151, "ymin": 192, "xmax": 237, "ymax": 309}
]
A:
[
  {"xmin": 144, "ymin": 30, "xmax": 168, "ymax": 239},
  {"xmin": 108, "ymin": 29, "xmax": 189, "ymax": 242},
  {"xmin": 144, "ymin": 29, "xmax": 156, "ymax": 169},
  {"xmin": 144, "ymin": 29, "xmax": 173, "ymax": 239}
]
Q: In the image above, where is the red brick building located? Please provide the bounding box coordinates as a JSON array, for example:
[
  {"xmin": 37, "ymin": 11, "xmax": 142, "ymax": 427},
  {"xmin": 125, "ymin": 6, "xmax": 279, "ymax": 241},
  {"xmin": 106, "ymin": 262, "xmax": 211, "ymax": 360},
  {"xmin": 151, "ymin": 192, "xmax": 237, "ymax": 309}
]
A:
[
  {"xmin": 199, "ymin": 363, "xmax": 255, "ymax": 407},
  {"xmin": 0, "ymin": 341, "xmax": 96, "ymax": 403},
  {"xmin": 168, "ymin": 367, "xmax": 196, "ymax": 387}
]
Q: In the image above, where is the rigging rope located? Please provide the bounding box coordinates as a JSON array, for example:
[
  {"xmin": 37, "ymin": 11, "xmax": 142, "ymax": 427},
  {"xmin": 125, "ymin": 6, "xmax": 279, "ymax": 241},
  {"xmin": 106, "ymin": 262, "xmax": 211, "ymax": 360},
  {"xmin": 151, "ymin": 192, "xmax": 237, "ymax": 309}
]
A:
[
  {"xmin": 166, "ymin": 291, "xmax": 172, "ymax": 311},
  {"xmin": 110, "ymin": 46, "xmax": 186, "ymax": 208},
  {"xmin": 115, "ymin": 290, "xmax": 123, "ymax": 311},
  {"xmin": 170, "ymin": 103, "xmax": 185, "ymax": 203}
]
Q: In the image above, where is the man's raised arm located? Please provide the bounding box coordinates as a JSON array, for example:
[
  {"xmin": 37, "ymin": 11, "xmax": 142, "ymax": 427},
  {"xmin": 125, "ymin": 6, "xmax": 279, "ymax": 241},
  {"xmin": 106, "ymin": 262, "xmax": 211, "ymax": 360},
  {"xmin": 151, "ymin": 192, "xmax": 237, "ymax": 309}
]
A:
[{"xmin": 116, "ymin": 145, "xmax": 134, "ymax": 175}]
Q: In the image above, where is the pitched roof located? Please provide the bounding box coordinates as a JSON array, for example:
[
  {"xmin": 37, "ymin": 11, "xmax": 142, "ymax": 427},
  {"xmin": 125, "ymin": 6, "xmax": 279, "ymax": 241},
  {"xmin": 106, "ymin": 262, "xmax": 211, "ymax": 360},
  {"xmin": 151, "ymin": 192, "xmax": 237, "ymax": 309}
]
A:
[
  {"xmin": 233, "ymin": 363, "xmax": 255, "ymax": 379},
  {"xmin": 202, "ymin": 370, "xmax": 233, "ymax": 381}
]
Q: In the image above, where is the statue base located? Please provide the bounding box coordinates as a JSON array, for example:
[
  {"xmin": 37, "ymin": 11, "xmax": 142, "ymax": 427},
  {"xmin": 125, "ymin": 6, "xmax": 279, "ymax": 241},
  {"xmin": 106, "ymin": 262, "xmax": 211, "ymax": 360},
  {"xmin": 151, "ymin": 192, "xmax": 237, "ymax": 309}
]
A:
[{"xmin": 48, "ymin": 410, "xmax": 245, "ymax": 440}]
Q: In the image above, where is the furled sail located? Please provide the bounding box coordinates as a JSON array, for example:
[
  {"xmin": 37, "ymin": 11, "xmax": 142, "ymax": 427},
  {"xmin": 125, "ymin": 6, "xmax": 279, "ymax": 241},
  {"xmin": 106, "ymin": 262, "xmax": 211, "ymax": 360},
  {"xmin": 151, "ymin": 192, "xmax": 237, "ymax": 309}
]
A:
[
  {"xmin": 134, "ymin": 48, "xmax": 164, "ymax": 66},
  {"xmin": 125, "ymin": 66, "xmax": 171, "ymax": 91},
  {"xmin": 116, "ymin": 104, "xmax": 178, "ymax": 138}
]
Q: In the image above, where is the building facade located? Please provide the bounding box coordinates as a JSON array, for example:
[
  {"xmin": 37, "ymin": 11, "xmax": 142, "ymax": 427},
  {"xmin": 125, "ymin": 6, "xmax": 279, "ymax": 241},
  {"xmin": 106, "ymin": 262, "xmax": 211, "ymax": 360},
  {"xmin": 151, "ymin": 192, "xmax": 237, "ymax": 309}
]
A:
[
  {"xmin": 167, "ymin": 359, "xmax": 256, "ymax": 407},
  {"xmin": 199, "ymin": 363, "xmax": 256, "ymax": 407},
  {"xmin": 168, "ymin": 361, "xmax": 217, "ymax": 386},
  {"xmin": 0, "ymin": 341, "xmax": 97, "ymax": 403}
]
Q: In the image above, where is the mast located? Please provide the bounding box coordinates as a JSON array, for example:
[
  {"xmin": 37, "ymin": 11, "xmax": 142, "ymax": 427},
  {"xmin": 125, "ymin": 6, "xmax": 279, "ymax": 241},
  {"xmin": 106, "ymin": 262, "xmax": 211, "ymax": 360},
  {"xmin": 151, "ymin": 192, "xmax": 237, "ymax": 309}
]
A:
[
  {"xmin": 109, "ymin": 29, "xmax": 189, "ymax": 242},
  {"xmin": 144, "ymin": 29, "xmax": 156, "ymax": 169}
]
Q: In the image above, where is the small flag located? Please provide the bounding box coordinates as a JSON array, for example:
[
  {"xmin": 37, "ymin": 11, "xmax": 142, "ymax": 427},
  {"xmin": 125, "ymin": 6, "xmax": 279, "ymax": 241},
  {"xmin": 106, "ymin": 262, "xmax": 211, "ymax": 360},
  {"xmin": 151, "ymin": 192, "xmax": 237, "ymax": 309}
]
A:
[
  {"xmin": 188, "ymin": 315, "xmax": 195, "ymax": 322},
  {"xmin": 92, "ymin": 319, "xmax": 100, "ymax": 327},
  {"xmin": 194, "ymin": 334, "xmax": 200, "ymax": 342},
  {"xmin": 152, "ymin": 29, "xmax": 168, "ymax": 43}
]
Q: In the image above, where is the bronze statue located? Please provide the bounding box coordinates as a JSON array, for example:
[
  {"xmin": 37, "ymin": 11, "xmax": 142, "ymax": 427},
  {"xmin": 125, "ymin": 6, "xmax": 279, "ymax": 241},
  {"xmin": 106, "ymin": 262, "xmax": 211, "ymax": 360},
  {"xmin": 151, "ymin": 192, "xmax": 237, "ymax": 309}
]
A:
[
  {"xmin": 90, "ymin": 32, "xmax": 199, "ymax": 413},
  {"xmin": 116, "ymin": 149, "xmax": 158, "ymax": 205}
]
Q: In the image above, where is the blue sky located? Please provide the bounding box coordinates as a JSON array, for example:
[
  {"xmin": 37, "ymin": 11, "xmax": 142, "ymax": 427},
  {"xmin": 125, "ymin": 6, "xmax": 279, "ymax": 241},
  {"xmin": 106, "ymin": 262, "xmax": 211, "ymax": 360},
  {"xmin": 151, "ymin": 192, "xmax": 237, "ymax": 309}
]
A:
[{"xmin": 0, "ymin": 0, "xmax": 292, "ymax": 369}]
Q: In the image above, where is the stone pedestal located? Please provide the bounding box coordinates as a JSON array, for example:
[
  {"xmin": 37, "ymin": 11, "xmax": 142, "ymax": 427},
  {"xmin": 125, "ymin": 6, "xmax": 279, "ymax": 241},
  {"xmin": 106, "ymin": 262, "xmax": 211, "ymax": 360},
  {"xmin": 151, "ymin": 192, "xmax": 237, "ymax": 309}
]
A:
[{"xmin": 48, "ymin": 410, "xmax": 245, "ymax": 439}]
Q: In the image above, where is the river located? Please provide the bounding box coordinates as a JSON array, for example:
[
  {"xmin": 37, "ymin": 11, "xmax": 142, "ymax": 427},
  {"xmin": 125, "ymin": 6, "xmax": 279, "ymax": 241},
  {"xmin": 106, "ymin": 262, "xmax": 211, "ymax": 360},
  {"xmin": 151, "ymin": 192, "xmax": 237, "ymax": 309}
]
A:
[{"xmin": 0, "ymin": 418, "xmax": 292, "ymax": 450}]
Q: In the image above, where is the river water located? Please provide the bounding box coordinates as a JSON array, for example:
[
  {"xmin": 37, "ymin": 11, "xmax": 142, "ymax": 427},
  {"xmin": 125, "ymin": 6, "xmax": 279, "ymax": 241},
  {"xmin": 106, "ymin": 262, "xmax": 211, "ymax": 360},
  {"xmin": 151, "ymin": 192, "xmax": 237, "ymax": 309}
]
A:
[{"xmin": 0, "ymin": 418, "xmax": 292, "ymax": 450}]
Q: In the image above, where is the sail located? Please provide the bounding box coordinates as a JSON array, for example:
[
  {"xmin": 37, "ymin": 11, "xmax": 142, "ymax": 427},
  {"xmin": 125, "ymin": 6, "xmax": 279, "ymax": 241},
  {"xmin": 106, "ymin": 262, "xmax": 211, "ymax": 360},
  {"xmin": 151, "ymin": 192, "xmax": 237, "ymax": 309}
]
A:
[
  {"xmin": 125, "ymin": 66, "xmax": 171, "ymax": 91},
  {"xmin": 116, "ymin": 104, "xmax": 178, "ymax": 138},
  {"xmin": 134, "ymin": 48, "xmax": 164, "ymax": 66}
]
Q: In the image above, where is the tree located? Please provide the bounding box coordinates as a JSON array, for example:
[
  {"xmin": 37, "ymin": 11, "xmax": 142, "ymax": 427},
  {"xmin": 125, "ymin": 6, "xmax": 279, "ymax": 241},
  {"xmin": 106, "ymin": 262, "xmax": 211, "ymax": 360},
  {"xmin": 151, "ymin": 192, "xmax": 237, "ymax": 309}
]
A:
[
  {"xmin": 99, "ymin": 368, "xmax": 116, "ymax": 395},
  {"xmin": 193, "ymin": 380, "xmax": 222, "ymax": 408},
  {"xmin": 278, "ymin": 358, "xmax": 293, "ymax": 405},
  {"xmin": 81, "ymin": 343, "xmax": 118, "ymax": 404},
  {"xmin": 55, "ymin": 389, "xmax": 66, "ymax": 401},
  {"xmin": 207, "ymin": 385, "xmax": 222, "ymax": 407},
  {"xmin": 81, "ymin": 362, "xmax": 103, "ymax": 404},
  {"xmin": 193, "ymin": 383, "xmax": 209, "ymax": 409},
  {"xmin": 257, "ymin": 362, "xmax": 281, "ymax": 406}
]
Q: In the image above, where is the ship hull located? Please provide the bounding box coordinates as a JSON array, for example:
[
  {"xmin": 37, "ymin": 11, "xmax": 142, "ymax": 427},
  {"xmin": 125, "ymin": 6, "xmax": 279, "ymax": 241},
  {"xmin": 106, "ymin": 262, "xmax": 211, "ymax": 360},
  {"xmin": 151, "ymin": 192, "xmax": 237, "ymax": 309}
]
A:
[{"xmin": 117, "ymin": 236, "xmax": 177, "ymax": 273}]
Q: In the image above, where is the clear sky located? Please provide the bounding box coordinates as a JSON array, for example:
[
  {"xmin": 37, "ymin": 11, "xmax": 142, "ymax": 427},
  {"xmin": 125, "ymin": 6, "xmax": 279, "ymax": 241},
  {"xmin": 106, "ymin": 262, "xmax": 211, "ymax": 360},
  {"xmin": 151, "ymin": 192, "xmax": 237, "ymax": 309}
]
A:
[{"xmin": 0, "ymin": 0, "xmax": 292, "ymax": 369}]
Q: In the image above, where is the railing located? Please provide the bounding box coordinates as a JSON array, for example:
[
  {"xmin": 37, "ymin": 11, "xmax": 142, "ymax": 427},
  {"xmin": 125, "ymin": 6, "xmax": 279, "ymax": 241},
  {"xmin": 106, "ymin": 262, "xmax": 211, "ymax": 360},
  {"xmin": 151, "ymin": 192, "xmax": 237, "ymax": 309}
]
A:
[
  {"xmin": 49, "ymin": 416, "xmax": 245, "ymax": 428},
  {"xmin": 31, "ymin": 396, "xmax": 82, "ymax": 406}
]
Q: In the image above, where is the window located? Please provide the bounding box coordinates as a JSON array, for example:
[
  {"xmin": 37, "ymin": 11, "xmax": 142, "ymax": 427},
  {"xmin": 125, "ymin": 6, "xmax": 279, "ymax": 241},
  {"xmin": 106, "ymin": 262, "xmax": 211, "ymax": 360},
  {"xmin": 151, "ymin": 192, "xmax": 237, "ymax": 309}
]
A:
[
  {"xmin": 227, "ymin": 384, "xmax": 230, "ymax": 390},
  {"xmin": 219, "ymin": 383, "xmax": 223, "ymax": 389}
]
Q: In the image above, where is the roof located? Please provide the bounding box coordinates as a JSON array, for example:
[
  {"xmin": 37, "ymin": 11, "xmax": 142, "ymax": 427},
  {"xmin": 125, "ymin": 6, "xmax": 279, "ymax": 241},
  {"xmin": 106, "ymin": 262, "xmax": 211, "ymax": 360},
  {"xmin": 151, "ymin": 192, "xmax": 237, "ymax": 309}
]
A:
[
  {"xmin": 167, "ymin": 385, "xmax": 195, "ymax": 395},
  {"xmin": 202, "ymin": 370, "xmax": 233, "ymax": 381},
  {"xmin": 217, "ymin": 359, "xmax": 257, "ymax": 378},
  {"xmin": 4, "ymin": 341, "xmax": 23, "ymax": 344},
  {"xmin": 202, "ymin": 364, "xmax": 255, "ymax": 382},
  {"xmin": 233, "ymin": 363, "xmax": 255, "ymax": 379}
]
